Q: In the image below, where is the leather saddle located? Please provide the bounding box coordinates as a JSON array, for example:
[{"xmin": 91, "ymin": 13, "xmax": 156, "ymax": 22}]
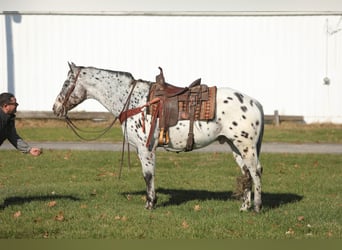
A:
[{"xmin": 147, "ymin": 67, "xmax": 216, "ymax": 151}]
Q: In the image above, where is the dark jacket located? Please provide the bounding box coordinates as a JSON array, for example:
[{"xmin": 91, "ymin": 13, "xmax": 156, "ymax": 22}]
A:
[{"xmin": 0, "ymin": 109, "xmax": 30, "ymax": 153}]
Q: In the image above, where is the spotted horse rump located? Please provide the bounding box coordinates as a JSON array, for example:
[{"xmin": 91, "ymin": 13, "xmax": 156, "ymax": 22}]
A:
[{"xmin": 53, "ymin": 62, "xmax": 264, "ymax": 212}]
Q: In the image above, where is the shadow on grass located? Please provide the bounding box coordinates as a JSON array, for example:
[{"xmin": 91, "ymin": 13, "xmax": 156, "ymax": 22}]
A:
[
  {"xmin": 0, "ymin": 195, "xmax": 81, "ymax": 210},
  {"xmin": 123, "ymin": 188, "xmax": 303, "ymax": 210}
]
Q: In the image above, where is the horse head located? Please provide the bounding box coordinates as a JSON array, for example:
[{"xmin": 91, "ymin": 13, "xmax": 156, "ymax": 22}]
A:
[{"xmin": 53, "ymin": 62, "xmax": 87, "ymax": 117}]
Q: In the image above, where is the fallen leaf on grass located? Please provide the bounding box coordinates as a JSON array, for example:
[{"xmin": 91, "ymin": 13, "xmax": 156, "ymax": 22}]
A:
[
  {"xmin": 13, "ymin": 211, "xmax": 21, "ymax": 218},
  {"xmin": 47, "ymin": 201, "xmax": 57, "ymax": 207},
  {"xmin": 285, "ymin": 228, "xmax": 295, "ymax": 235},
  {"xmin": 55, "ymin": 211, "xmax": 65, "ymax": 221},
  {"xmin": 63, "ymin": 152, "xmax": 72, "ymax": 160},
  {"xmin": 297, "ymin": 216, "xmax": 305, "ymax": 221},
  {"xmin": 114, "ymin": 215, "xmax": 127, "ymax": 221},
  {"xmin": 194, "ymin": 204, "xmax": 201, "ymax": 211},
  {"xmin": 182, "ymin": 220, "xmax": 189, "ymax": 229},
  {"xmin": 43, "ymin": 231, "xmax": 49, "ymax": 239}
]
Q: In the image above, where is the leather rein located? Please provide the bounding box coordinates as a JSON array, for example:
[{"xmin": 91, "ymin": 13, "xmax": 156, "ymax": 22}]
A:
[{"xmin": 62, "ymin": 68, "xmax": 138, "ymax": 141}]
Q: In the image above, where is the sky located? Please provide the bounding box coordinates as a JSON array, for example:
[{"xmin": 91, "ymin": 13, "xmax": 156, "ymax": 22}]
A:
[{"xmin": 1, "ymin": 0, "xmax": 342, "ymax": 13}]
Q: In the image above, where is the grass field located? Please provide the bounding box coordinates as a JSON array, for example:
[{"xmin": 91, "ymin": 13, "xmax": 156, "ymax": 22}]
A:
[
  {"xmin": 0, "ymin": 120, "xmax": 341, "ymax": 239},
  {"xmin": 0, "ymin": 150, "xmax": 341, "ymax": 239},
  {"xmin": 14, "ymin": 119, "xmax": 342, "ymax": 143}
]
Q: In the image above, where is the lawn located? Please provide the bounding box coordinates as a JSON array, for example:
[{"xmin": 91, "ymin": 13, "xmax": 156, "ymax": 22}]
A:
[
  {"xmin": 14, "ymin": 119, "xmax": 342, "ymax": 143},
  {"xmin": 0, "ymin": 150, "xmax": 341, "ymax": 239}
]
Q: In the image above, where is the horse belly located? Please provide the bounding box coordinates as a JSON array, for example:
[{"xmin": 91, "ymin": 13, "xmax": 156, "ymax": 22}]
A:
[{"xmin": 167, "ymin": 120, "xmax": 221, "ymax": 151}]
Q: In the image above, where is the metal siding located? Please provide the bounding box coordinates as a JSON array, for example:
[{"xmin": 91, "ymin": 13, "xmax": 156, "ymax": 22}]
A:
[{"xmin": 1, "ymin": 14, "xmax": 341, "ymax": 122}]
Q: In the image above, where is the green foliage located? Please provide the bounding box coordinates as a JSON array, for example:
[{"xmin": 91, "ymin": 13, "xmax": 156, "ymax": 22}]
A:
[{"xmin": 0, "ymin": 151, "xmax": 341, "ymax": 239}]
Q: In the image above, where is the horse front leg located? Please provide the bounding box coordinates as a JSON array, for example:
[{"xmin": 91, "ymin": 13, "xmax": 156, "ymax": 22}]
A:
[{"xmin": 137, "ymin": 148, "xmax": 157, "ymax": 209}]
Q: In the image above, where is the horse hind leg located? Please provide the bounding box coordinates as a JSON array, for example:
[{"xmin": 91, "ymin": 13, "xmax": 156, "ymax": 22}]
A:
[
  {"xmin": 233, "ymin": 152, "xmax": 253, "ymax": 211},
  {"xmin": 233, "ymin": 148, "xmax": 262, "ymax": 212}
]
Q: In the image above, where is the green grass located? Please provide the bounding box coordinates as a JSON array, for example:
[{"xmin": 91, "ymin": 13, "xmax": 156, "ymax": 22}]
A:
[
  {"xmin": 263, "ymin": 123, "xmax": 342, "ymax": 143},
  {"xmin": 15, "ymin": 119, "xmax": 342, "ymax": 143},
  {"xmin": 0, "ymin": 150, "xmax": 341, "ymax": 239}
]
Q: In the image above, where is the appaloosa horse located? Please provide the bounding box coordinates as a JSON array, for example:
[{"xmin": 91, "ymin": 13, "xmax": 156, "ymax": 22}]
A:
[{"xmin": 53, "ymin": 62, "xmax": 264, "ymax": 212}]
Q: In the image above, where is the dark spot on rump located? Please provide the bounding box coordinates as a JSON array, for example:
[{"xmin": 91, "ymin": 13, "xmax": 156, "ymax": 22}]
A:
[
  {"xmin": 234, "ymin": 92, "xmax": 244, "ymax": 104},
  {"xmin": 242, "ymin": 115, "xmax": 246, "ymax": 119},
  {"xmin": 250, "ymin": 100, "xmax": 254, "ymax": 106},
  {"xmin": 223, "ymin": 100, "xmax": 228, "ymax": 104},
  {"xmin": 241, "ymin": 131, "xmax": 249, "ymax": 138},
  {"xmin": 222, "ymin": 111, "xmax": 225, "ymax": 115},
  {"xmin": 241, "ymin": 106, "xmax": 248, "ymax": 112},
  {"xmin": 232, "ymin": 121, "xmax": 238, "ymax": 126}
]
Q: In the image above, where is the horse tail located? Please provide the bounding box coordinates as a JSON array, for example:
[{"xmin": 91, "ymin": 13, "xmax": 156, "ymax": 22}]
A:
[{"xmin": 255, "ymin": 100, "xmax": 264, "ymax": 157}]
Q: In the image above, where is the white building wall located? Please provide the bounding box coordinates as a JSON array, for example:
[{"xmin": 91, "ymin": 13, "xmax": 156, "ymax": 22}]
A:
[{"xmin": 1, "ymin": 14, "xmax": 341, "ymax": 123}]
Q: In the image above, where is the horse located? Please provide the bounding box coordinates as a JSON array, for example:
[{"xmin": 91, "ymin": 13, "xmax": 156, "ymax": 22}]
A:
[{"xmin": 53, "ymin": 62, "xmax": 264, "ymax": 212}]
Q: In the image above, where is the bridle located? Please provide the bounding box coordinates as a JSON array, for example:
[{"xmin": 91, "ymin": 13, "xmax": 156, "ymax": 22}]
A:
[
  {"xmin": 62, "ymin": 67, "xmax": 138, "ymax": 141},
  {"xmin": 62, "ymin": 68, "xmax": 82, "ymax": 109},
  {"xmin": 62, "ymin": 67, "xmax": 116, "ymax": 141},
  {"xmin": 60, "ymin": 67, "xmax": 140, "ymax": 177}
]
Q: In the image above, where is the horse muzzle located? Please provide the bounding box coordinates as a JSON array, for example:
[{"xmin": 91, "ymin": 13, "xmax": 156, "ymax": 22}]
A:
[{"xmin": 52, "ymin": 102, "xmax": 67, "ymax": 117}]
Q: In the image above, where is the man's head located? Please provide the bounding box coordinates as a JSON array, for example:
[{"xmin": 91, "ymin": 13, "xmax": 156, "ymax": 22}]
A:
[{"xmin": 0, "ymin": 92, "xmax": 19, "ymax": 114}]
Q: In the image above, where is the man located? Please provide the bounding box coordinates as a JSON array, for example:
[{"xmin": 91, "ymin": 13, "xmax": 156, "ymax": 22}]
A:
[{"xmin": 0, "ymin": 92, "xmax": 42, "ymax": 156}]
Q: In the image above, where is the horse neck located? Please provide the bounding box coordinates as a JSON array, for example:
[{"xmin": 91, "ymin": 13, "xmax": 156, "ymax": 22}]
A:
[{"xmin": 80, "ymin": 68, "xmax": 150, "ymax": 117}]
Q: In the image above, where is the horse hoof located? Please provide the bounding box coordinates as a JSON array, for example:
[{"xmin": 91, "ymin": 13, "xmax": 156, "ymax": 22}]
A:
[
  {"xmin": 239, "ymin": 206, "xmax": 249, "ymax": 212},
  {"xmin": 145, "ymin": 201, "xmax": 155, "ymax": 210},
  {"xmin": 254, "ymin": 205, "xmax": 262, "ymax": 213}
]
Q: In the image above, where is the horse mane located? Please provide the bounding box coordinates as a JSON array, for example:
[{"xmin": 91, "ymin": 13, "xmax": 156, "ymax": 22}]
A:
[
  {"xmin": 76, "ymin": 65, "xmax": 134, "ymax": 81},
  {"xmin": 77, "ymin": 65, "xmax": 153, "ymax": 86}
]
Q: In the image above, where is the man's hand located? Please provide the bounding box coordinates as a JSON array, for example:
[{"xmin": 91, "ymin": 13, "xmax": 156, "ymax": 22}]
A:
[{"xmin": 29, "ymin": 147, "xmax": 42, "ymax": 156}]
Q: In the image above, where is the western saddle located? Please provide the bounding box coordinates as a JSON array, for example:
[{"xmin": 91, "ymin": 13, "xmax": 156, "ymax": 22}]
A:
[{"xmin": 147, "ymin": 67, "xmax": 217, "ymax": 151}]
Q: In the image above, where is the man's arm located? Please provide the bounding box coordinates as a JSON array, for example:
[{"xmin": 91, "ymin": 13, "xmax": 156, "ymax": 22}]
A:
[{"xmin": 7, "ymin": 124, "xmax": 31, "ymax": 153}]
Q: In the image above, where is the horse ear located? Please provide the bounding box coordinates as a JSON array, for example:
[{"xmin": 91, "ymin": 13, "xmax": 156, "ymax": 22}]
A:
[
  {"xmin": 68, "ymin": 62, "xmax": 77, "ymax": 73},
  {"xmin": 68, "ymin": 62, "xmax": 73, "ymax": 72}
]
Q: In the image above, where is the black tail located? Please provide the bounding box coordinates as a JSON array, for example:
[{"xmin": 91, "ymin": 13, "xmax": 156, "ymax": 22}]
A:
[{"xmin": 255, "ymin": 101, "xmax": 264, "ymax": 157}]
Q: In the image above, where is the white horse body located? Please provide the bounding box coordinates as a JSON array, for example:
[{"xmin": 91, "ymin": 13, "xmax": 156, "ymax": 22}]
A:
[{"xmin": 53, "ymin": 63, "xmax": 264, "ymax": 212}]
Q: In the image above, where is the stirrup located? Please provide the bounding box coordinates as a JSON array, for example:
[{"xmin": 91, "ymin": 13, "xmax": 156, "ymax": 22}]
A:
[{"xmin": 158, "ymin": 129, "xmax": 169, "ymax": 145}]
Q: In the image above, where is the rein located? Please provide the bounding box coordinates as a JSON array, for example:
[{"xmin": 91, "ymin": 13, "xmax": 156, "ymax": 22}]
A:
[
  {"xmin": 64, "ymin": 116, "xmax": 118, "ymax": 141},
  {"xmin": 63, "ymin": 77, "xmax": 139, "ymax": 178},
  {"xmin": 63, "ymin": 67, "xmax": 117, "ymax": 141}
]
